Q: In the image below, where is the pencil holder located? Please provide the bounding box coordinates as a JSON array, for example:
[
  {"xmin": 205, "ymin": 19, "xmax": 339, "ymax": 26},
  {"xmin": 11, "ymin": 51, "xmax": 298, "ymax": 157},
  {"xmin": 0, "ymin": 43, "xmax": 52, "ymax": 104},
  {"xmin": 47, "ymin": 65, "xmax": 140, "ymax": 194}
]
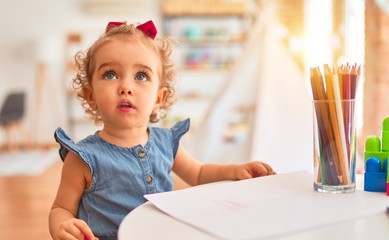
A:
[{"xmin": 312, "ymin": 99, "xmax": 357, "ymax": 193}]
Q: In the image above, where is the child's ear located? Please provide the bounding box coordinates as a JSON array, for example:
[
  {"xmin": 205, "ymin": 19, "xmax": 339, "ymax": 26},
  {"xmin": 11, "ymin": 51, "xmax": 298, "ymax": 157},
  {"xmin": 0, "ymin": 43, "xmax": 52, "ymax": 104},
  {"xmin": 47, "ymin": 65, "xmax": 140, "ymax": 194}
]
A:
[
  {"xmin": 82, "ymin": 86, "xmax": 97, "ymax": 110},
  {"xmin": 155, "ymin": 87, "xmax": 168, "ymax": 107}
]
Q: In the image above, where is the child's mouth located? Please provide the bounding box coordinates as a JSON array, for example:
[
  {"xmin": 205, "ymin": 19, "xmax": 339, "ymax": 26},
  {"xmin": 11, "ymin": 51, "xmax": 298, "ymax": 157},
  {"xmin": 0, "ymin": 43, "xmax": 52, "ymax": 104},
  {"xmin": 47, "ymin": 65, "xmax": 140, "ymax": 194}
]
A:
[{"xmin": 118, "ymin": 101, "xmax": 135, "ymax": 112}]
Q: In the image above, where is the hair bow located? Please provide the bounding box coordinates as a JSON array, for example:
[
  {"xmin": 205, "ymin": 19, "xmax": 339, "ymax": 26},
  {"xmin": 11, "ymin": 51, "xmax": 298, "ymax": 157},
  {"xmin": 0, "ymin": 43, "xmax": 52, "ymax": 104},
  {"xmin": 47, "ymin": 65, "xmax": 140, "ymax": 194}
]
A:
[{"xmin": 105, "ymin": 20, "xmax": 157, "ymax": 39}]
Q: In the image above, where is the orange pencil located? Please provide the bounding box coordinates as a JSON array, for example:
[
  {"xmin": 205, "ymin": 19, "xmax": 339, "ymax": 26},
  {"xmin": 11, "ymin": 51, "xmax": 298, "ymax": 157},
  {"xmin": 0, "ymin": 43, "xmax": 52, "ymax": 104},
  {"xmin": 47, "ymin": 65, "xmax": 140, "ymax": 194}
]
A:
[
  {"xmin": 311, "ymin": 66, "xmax": 340, "ymax": 185},
  {"xmin": 324, "ymin": 64, "xmax": 349, "ymax": 184}
]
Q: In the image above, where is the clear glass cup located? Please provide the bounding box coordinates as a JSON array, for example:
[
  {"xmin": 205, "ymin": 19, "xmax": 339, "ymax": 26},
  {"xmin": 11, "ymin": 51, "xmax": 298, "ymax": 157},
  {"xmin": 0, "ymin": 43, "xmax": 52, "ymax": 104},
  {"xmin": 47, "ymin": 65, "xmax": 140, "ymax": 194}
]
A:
[{"xmin": 312, "ymin": 99, "xmax": 356, "ymax": 193}]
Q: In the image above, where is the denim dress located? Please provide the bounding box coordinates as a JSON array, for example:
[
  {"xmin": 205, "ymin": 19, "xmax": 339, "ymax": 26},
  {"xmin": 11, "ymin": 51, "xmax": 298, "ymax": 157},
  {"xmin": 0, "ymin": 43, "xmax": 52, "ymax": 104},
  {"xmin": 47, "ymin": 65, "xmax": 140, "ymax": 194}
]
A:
[{"xmin": 54, "ymin": 119, "xmax": 190, "ymax": 240}]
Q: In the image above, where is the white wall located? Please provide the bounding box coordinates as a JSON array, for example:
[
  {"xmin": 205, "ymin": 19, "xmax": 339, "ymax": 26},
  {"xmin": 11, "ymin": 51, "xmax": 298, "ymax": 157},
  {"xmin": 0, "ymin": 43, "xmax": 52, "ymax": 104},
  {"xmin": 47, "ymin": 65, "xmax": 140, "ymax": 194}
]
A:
[
  {"xmin": 176, "ymin": 3, "xmax": 313, "ymax": 174},
  {"xmin": 251, "ymin": 20, "xmax": 312, "ymax": 174}
]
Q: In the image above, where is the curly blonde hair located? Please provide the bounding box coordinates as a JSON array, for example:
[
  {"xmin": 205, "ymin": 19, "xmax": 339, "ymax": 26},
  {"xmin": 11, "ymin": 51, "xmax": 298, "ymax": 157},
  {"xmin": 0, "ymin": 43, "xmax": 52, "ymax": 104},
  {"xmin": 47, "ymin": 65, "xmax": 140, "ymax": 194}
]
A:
[{"xmin": 72, "ymin": 22, "xmax": 176, "ymax": 124}]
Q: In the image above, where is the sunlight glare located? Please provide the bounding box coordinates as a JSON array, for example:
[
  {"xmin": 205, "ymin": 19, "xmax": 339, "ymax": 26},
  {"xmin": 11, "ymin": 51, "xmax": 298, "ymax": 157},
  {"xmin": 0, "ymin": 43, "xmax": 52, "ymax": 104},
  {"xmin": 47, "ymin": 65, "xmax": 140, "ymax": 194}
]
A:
[{"xmin": 305, "ymin": 0, "xmax": 333, "ymax": 69}]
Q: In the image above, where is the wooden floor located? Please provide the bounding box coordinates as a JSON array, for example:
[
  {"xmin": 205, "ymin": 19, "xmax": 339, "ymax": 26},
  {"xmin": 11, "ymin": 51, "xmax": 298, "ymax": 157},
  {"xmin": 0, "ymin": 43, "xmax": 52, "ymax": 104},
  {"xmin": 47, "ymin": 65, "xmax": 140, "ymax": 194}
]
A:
[
  {"xmin": 0, "ymin": 154, "xmax": 190, "ymax": 240},
  {"xmin": 0, "ymin": 160, "xmax": 62, "ymax": 239}
]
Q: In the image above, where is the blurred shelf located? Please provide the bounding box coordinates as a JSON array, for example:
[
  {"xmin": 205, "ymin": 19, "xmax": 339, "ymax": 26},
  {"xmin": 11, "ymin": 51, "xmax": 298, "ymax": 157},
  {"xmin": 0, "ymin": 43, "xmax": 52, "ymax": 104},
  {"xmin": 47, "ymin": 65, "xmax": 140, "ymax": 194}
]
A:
[
  {"xmin": 161, "ymin": 3, "xmax": 252, "ymax": 145},
  {"xmin": 162, "ymin": 0, "xmax": 247, "ymax": 16}
]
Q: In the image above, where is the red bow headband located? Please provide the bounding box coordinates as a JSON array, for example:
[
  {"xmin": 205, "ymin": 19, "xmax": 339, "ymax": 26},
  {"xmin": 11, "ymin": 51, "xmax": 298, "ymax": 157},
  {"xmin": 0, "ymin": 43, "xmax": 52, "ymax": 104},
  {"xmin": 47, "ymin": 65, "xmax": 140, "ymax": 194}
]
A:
[{"xmin": 105, "ymin": 20, "xmax": 157, "ymax": 39}]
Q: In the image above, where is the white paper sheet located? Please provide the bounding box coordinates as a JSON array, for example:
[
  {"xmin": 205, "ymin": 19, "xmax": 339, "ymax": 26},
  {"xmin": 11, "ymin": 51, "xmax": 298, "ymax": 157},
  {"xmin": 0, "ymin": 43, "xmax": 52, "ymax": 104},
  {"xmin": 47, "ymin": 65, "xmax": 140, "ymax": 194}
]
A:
[{"xmin": 145, "ymin": 171, "xmax": 389, "ymax": 240}]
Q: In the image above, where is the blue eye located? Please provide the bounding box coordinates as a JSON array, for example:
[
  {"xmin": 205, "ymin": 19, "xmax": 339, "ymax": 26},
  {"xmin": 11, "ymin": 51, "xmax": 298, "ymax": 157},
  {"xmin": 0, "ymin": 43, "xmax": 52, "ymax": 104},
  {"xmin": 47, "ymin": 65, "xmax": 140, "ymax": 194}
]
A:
[
  {"xmin": 135, "ymin": 72, "xmax": 148, "ymax": 81},
  {"xmin": 104, "ymin": 71, "xmax": 117, "ymax": 80}
]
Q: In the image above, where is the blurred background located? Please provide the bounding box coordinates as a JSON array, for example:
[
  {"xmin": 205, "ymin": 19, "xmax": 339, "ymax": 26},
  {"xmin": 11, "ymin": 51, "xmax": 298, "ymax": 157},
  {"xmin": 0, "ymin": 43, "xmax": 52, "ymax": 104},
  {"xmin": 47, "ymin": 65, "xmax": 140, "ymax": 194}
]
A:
[
  {"xmin": 3, "ymin": 0, "xmax": 389, "ymax": 239},
  {"xmin": 1, "ymin": 0, "xmax": 388, "ymax": 173},
  {"xmin": 0, "ymin": 0, "xmax": 389, "ymax": 172}
]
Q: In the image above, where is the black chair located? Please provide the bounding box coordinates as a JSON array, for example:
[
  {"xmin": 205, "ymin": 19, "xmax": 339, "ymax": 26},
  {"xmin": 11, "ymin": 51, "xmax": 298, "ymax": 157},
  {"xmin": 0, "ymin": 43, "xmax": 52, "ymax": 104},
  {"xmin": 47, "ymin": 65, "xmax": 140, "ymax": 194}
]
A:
[
  {"xmin": 0, "ymin": 92, "xmax": 25, "ymax": 125},
  {"xmin": 0, "ymin": 92, "xmax": 28, "ymax": 150}
]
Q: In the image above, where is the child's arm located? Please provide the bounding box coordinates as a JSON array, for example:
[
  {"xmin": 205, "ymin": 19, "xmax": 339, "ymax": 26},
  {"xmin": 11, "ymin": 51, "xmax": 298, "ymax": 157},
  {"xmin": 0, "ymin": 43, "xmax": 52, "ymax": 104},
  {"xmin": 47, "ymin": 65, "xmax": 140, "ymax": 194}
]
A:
[
  {"xmin": 49, "ymin": 151, "xmax": 97, "ymax": 240},
  {"xmin": 172, "ymin": 144, "xmax": 275, "ymax": 186}
]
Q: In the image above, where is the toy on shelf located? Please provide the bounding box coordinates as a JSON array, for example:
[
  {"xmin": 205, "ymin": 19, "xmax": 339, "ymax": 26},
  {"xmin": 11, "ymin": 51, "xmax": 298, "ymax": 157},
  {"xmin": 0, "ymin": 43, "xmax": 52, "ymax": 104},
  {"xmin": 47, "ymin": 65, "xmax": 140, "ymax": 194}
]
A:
[{"xmin": 364, "ymin": 116, "xmax": 389, "ymax": 195}]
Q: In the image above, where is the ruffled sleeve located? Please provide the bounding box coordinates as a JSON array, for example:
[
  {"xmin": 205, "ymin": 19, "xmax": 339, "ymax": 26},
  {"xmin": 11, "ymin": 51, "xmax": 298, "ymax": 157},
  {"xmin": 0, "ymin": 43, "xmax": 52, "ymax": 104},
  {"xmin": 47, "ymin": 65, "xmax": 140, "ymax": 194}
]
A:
[
  {"xmin": 54, "ymin": 127, "xmax": 94, "ymax": 175},
  {"xmin": 54, "ymin": 127, "xmax": 75, "ymax": 161},
  {"xmin": 171, "ymin": 118, "xmax": 190, "ymax": 157},
  {"xmin": 53, "ymin": 127, "xmax": 86, "ymax": 162}
]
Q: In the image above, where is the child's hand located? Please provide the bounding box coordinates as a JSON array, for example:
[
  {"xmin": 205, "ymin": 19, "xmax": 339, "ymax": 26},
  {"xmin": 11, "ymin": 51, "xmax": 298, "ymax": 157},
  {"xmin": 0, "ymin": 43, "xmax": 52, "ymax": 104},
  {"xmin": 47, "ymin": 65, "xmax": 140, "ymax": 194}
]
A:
[
  {"xmin": 235, "ymin": 161, "xmax": 276, "ymax": 180},
  {"xmin": 54, "ymin": 218, "xmax": 97, "ymax": 240}
]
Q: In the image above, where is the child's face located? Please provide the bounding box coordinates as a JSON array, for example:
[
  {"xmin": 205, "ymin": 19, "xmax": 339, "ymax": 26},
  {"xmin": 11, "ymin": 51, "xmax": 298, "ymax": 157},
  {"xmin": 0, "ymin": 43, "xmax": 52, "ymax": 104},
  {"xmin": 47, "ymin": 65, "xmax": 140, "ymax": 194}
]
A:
[{"xmin": 85, "ymin": 37, "xmax": 167, "ymax": 129}]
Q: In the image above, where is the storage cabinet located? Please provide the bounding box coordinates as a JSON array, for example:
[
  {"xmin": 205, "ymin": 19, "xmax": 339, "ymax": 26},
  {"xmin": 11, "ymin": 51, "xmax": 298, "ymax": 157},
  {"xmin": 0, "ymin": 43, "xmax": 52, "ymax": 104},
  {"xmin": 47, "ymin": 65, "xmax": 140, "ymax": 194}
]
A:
[
  {"xmin": 162, "ymin": 15, "xmax": 248, "ymax": 70},
  {"xmin": 161, "ymin": 0, "xmax": 252, "ymax": 134}
]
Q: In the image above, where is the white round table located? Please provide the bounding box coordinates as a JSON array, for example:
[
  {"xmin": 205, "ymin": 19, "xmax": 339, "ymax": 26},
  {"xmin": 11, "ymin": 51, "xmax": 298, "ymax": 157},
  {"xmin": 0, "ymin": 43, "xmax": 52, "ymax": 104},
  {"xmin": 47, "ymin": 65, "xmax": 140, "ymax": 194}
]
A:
[{"xmin": 118, "ymin": 199, "xmax": 389, "ymax": 240}]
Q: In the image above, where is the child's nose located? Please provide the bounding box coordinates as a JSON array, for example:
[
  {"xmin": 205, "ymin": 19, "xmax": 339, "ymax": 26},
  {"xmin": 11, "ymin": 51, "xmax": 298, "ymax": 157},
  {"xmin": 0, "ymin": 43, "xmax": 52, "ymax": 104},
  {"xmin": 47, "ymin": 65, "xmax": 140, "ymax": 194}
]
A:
[{"xmin": 118, "ymin": 85, "xmax": 132, "ymax": 95}]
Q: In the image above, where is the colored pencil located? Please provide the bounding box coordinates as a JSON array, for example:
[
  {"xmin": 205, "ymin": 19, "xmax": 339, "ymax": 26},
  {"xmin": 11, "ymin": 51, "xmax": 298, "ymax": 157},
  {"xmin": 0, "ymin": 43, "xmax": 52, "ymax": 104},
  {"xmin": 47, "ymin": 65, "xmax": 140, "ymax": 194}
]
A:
[{"xmin": 310, "ymin": 63, "xmax": 360, "ymax": 186}]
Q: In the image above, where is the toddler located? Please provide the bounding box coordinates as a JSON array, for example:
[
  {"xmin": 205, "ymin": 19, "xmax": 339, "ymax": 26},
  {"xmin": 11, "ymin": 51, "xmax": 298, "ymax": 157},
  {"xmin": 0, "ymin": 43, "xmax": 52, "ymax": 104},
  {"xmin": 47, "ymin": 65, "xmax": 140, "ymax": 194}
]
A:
[{"xmin": 49, "ymin": 20, "xmax": 275, "ymax": 240}]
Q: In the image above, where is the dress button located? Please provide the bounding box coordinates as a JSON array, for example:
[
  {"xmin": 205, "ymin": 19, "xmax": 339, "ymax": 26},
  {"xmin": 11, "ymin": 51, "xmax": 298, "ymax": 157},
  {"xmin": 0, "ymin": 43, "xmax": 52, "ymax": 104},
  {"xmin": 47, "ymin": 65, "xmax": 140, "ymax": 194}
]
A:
[
  {"xmin": 146, "ymin": 175, "xmax": 153, "ymax": 183},
  {"xmin": 138, "ymin": 150, "xmax": 145, "ymax": 157}
]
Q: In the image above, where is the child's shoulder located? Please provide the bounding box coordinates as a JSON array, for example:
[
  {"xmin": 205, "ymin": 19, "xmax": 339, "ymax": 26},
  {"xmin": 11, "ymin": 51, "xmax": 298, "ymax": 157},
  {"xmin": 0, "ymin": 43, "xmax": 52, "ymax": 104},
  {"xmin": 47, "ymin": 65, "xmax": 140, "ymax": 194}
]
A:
[
  {"xmin": 149, "ymin": 118, "xmax": 190, "ymax": 141},
  {"xmin": 54, "ymin": 127, "xmax": 97, "ymax": 145},
  {"xmin": 151, "ymin": 118, "xmax": 190, "ymax": 133},
  {"xmin": 171, "ymin": 118, "xmax": 190, "ymax": 135}
]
